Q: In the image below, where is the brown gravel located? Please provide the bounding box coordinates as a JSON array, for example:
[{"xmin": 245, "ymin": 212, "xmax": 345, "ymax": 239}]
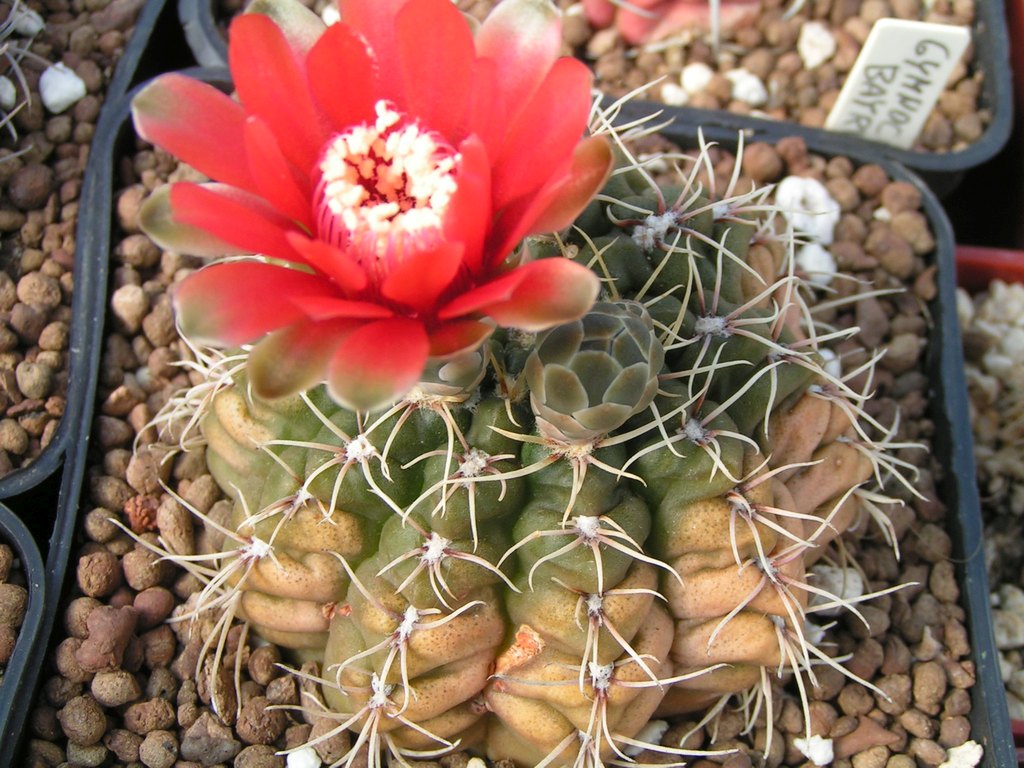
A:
[
  {"xmin": 0, "ymin": 0, "xmax": 142, "ymax": 479},
  {"xmin": 0, "ymin": 540, "xmax": 28, "ymax": 679},
  {"xmin": 549, "ymin": 0, "xmax": 991, "ymax": 155}
]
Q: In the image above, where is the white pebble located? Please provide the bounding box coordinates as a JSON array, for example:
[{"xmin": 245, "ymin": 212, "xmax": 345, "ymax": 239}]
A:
[
  {"xmin": 39, "ymin": 64, "xmax": 87, "ymax": 114},
  {"xmin": 872, "ymin": 206, "xmax": 893, "ymax": 222},
  {"xmin": 797, "ymin": 20, "xmax": 837, "ymax": 70},
  {"xmin": 775, "ymin": 175, "xmax": 841, "ymax": 244},
  {"xmin": 0, "ymin": 77, "xmax": 17, "ymax": 112},
  {"xmin": 286, "ymin": 747, "xmax": 322, "ymax": 768},
  {"xmin": 10, "ymin": 5, "xmax": 44, "ymax": 35},
  {"xmin": 992, "ymin": 609, "xmax": 1024, "ymax": 650},
  {"xmin": 466, "ymin": 760, "xmax": 488, "ymax": 768},
  {"xmin": 796, "ymin": 242, "xmax": 838, "ymax": 288},
  {"xmin": 794, "ymin": 734, "xmax": 834, "ymax": 766},
  {"xmin": 680, "ymin": 62, "xmax": 714, "ymax": 94},
  {"xmin": 818, "ymin": 348, "xmax": 843, "ymax": 379},
  {"xmin": 725, "ymin": 68, "xmax": 768, "ymax": 107},
  {"xmin": 320, "ymin": 3, "xmax": 340, "ymax": 25},
  {"xmin": 809, "ymin": 564, "xmax": 864, "ymax": 615},
  {"xmin": 623, "ymin": 720, "xmax": 669, "ymax": 756},
  {"xmin": 660, "ymin": 82, "xmax": 689, "ymax": 106},
  {"xmin": 937, "ymin": 740, "xmax": 984, "ymax": 768}
]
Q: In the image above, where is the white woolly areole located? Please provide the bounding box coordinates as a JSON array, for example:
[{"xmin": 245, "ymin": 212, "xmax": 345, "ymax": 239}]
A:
[
  {"xmin": 798, "ymin": 21, "xmax": 837, "ymax": 70},
  {"xmin": 794, "ymin": 734, "xmax": 834, "ymax": 766},
  {"xmin": 457, "ymin": 448, "xmax": 490, "ymax": 479},
  {"xmin": 725, "ymin": 68, "xmax": 768, "ymax": 107},
  {"xmin": 422, "ymin": 532, "xmax": 450, "ymax": 564},
  {"xmin": 0, "ymin": 77, "xmax": 16, "ymax": 112},
  {"xmin": 809, "ymin": 564, "xmax": 865, "ymax": 616},
  {"xmin": 680, "ymin": 62, "xmax": 714, "ymax": 94},
  {"xmin": 796, "ymin": 242, "xmax": 838, "ymax": 287},
  {"xmin": 694, "ymin": 314, "xmax": 731, "ymax": 338},
  {"xmin": 588, "ymin": 662, "xmax": 614, "ymax": 692},
  {"xmin": 938, "ymin": 740, "xmax": 984, "ymax": 768},
  {"xmin": 775, "ymin": 176, "xmax": 841, "ymax": 244},
  {"xmin": 682, "ymin": 417, "xmax": 709, "ymax": 444},
  {"xmin": 574, "ymin": 516, "xmax": 601, "ymax": 541},
  {"xmin": 286, "ymin": 747, "xmax": 322, "ymax": 768},
  {"xmin": 632, "ymin": 212, "xmax": 677, "ymax": 251},
  {"xmin": 39, "ymin": 64, "xmax": 87, "ymax": 114},
  {"xmin": 317, "ymin": 100, "xmax": 458, "ymax": 268},
  {"xmin": 239, "ymin": 537, "xmax": 272, "ymax": 563},
  {"xmin": 345, "ymin": 434, "xmax": 377, "ymax": 463},
  {"xmin": 585, "ymin": 592, "xmax": 604, "ymax": 617}
]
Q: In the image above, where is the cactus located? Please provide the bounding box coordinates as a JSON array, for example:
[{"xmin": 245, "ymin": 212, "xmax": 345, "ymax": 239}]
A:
[
  {"xmin": 138, "ymin": 126, "xmax": 912, "ymax": 768},
  {"xmin": 126, "ymin": 1, "xmax": 913, "ymax": 765}
]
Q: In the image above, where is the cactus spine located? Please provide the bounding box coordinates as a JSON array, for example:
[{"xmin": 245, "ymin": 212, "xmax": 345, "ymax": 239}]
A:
[{"xmin": 148, "ymin": 134, "xmax": 906, "ymax": 768}]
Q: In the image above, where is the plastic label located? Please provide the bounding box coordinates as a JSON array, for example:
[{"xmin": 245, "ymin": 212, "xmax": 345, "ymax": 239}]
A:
[{"xmin": 824, "ymin": 19, "xmax": 971, "ymax": 149}]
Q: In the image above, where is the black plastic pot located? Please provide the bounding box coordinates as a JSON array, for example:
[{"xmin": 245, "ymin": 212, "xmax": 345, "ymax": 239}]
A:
[
  {"xmin": 0, "ymin": 504, "xmax": 45, "ymax": 754},
  {"xmin": 0, "ymin": 1, "xmax": 195, "ymax": 761},
  {"xmin": 178, "ymin": 0, "xmax": 229, "ymax": 68},
  {"xmin": 645, "ymin": 107, "xmax": 1015, "ymax": 766},
  {"xmin": 4, "ymin": 62, "xmax": 1013, "ymax": 765}
]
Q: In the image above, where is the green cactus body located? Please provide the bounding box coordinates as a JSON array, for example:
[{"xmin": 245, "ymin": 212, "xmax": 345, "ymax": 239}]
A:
[{"xmin": 170, "ymin": 143, "xmax": 898, "ymax": 767}]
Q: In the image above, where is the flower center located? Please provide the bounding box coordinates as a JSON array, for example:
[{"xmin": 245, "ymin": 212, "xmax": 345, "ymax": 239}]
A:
[{"xmin": 316, "ymin": 100, "xmax": 459, "ymax": 276}]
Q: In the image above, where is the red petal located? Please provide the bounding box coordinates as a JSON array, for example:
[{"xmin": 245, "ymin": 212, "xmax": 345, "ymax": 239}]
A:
[
  {"xmin": 487, "ymin": 135, "xmax": 613, "ymax": 263},
  {"xmin": 174, "ymin": 261, "xmax": 341, "ymax": 344},
  {"xmin": 428, "ymin": 319, "xmax": 495, "ymax": 358},
  {"xmin": 437, "ymin": 267, "xmax": 528, "ymax": 320},
  {"xmin": 131, "ymin": 74, "xmax": 255, "ymax": 192},
  {"xmin": 336, "ymin": 0, "xmax": 410, "ymax": 106},
  {"xmin": 443, "ymin": 137, "xmax": 491, "ymax": 275},
  {"xmin": 295, "ymin": 295, "xmax": 394, "ymax": 321},
  {"xmin": 490, "ymin": 57, "xmax": 594, "ymax": 212},
  {"xmin": 139, "ymin": 186, "xmax": 244, "ymax": 257},
  {"xmin": 327, "ymin": 317, "xmax": 430, "ymax": 410},
  {"xmin": 243, "ymin": 116, "xmax": 314, "ymax": 229},
  {"xmin": 286, "ymin": 233, "xmax": 369, "ymax": 294},
  {"xmin": 380, "ymin": 242, "xmax": 465, "ymax": 313},
  {"xmin": 395, "ymin": 0, "xmax": 473, "ymax": 141},
  {"xmin": 440, "ymin": 259, "xmax": 599, "ymax": 331},
  {"xmin": 170, "ymin": 183, "xmax": 306, "ymax": 264},
  {"xmin": 464, "ymin": 57, "xmax": 505, "ymax": 160},
  {"xmin": 307, "ymin": 21, "xmax": 378, "ymax": 132},
  {"xmin": 248, "ymin": 318, "xmax": 358, "ymax": 399},
  {"xmin": 475, "ymin": 0, "xmax": 563, "ymax": 119},
  {"xmin": 229, "ymin": 13, "xmax": 326, "ymax": 172}
]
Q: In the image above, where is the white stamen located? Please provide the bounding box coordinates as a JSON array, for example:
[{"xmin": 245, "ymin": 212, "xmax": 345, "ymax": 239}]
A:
[{"xmin": 317, "ymin": 100, "xmax": 459, "ymax": 269}]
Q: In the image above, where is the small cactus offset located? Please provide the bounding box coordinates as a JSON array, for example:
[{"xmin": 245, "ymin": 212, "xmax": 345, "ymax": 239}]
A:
[{"xmin": 128, "ymin": 0, "xmax": 913, "ymax": 765}]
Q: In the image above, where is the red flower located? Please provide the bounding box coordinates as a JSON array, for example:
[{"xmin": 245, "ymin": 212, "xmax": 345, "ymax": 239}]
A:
[
  {"xmin": 582, "ymin": 0, "xmax": 759, "ymax": 45},
  {"xmin": 132, "ymin": 0, "xmax": 611, "ymax": 410}
]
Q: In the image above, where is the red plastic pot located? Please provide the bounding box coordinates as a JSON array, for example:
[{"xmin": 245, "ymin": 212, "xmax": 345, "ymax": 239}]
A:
[{"xmin": 956, "ymin": 245, "xmax": 1024, "ymax": 293}]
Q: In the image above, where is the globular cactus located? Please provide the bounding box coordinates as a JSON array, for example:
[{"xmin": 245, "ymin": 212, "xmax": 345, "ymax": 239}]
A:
[{"xmin": 145, "ymin": 131, "xmax": 909, "ymax": 768}]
